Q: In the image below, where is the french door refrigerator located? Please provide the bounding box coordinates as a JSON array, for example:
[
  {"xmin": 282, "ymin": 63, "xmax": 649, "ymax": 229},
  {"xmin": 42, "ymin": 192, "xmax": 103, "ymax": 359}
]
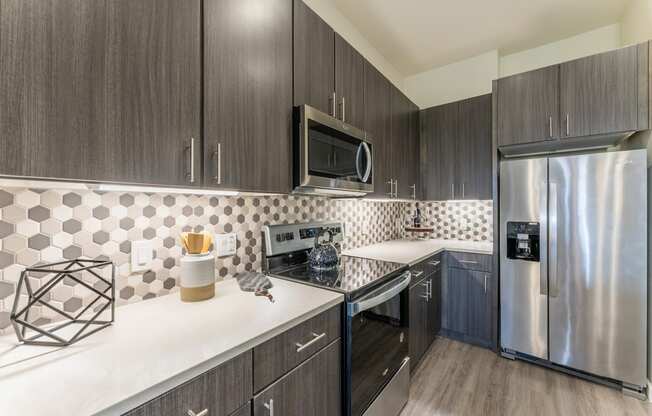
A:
[{"xmin": 500, "ymin": 149, "xmax": 647, "ymax": 395}]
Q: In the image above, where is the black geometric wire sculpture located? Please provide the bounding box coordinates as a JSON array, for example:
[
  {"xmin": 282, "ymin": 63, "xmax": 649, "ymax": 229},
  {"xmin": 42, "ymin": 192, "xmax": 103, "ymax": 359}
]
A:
[{"xmin": 10, "ymin": 259, "xmax": 115, "ymax": 347}]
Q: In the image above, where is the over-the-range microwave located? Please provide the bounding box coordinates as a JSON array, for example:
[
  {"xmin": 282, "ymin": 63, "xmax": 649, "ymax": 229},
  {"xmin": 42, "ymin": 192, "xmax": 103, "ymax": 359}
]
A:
[{"xmin": 293, "ymin": 104, "xmax": 374, "ymax": 197}]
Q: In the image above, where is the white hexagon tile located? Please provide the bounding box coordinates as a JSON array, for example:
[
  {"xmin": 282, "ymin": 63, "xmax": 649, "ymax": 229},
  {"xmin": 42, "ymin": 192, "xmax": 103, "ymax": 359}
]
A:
[{"xmin": 0, "ymin": 186, "xmax": 493, "ymax": 334}]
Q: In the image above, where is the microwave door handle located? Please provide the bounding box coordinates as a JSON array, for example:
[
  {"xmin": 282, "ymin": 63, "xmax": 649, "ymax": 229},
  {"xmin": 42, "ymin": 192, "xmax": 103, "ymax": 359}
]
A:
[
  {"xmin": 355, "ymin": 142, "xmax": 372, "ymax": 182},
  {"xmin": 347, "ymin": 272, "xmax": 411, "ymax": 317}
]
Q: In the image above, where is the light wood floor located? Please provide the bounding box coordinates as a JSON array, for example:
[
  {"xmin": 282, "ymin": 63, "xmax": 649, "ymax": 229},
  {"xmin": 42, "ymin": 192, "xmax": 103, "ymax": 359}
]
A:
[{"xmin": 401, "ymin": 338, "xmax": 652, "ymax": 416}]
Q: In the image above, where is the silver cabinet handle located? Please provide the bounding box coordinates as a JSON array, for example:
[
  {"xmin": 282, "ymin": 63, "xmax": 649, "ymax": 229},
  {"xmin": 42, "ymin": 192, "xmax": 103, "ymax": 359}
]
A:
[
  {"xmin": 428, "ymin": 260, "xmax": 440, "ymax": 267},
  {"xmin": 188, "ymin": 409, "xmax": 208, "ymax": 416},
  {"xmin": 565, "ymin": 113, "xmax": 570, "ymax": 136},
  {"xmin": 339, "ymin": 96, "xmax": 346, "ymax": 122},
  {"xmin": 295, "ymin": 332, "xmax": 326, "ymax": 352},
  {"xmin": 330, "ymin": 92, "xmax": 336, "ymax": 117},
  {"xmin": 484, "ymin": 274, "xmax": 488, "ymax": 294},
  {"xmin": 429, "ymin": 280, "xmax": 432, "ymax": 299},
  {"xmin": 409, "ymin": 184, "xmax": 416, "ymax": 200},
  {"xmin": 186, "ymin": 138, "xmax": 196, "ymax": 183},
  {"xmin": 451, "ymin": 183, "xmax": 455, "ymax": 199},
  {"xmin": 462, "ymin": 183, "xmax": 465, "ymax": 199},
  {"xmin": 459, "ymin": 260, "xmax": 478, "ymax": 265},
  {"xmin": 548, "ymin": 116, "xmax": 553, "ymax": 138},
  {"xmin": 394, "ymin": 179, "xmax": 398, "ymax": 198},
  {"xmin": 213, "ymin": 143, "xmax": 222, "ymax": 184},
  {"xmin": 264, "ymin": 399, "xmax": 274, "ymax": 416},
  {"xmin": 386, "ymin": 180, "xmax": 394, "ymax": 197},
  {"xmin": 413, "ymin": 270, "xmax": 424, "ymax": 278}
]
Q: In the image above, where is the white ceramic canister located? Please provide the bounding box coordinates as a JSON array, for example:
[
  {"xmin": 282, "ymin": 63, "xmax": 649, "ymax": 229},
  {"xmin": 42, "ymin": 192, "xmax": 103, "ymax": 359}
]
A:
[{"xmin": 179, "ymin": 253, "xmax": 216, "ymax": 302}]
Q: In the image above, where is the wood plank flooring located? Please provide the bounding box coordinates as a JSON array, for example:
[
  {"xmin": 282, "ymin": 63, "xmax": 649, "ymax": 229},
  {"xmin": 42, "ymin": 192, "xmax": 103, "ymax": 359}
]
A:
[{"xmin": 401, "ymin": 337, "xmax": 652, "ymax": 416}]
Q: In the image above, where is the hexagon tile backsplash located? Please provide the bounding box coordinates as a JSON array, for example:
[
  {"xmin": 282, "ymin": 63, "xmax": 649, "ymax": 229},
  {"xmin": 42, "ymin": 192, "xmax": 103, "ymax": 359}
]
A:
[{"xmin": 0, "ymin": 186, "xmax": 493, "ymax": 334}]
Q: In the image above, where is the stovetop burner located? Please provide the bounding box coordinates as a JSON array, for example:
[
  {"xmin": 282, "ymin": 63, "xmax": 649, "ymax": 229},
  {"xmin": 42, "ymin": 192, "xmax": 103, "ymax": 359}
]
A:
[{"xmin": 271, "ymin": 255, "xmax": 407, "ymax": 297}]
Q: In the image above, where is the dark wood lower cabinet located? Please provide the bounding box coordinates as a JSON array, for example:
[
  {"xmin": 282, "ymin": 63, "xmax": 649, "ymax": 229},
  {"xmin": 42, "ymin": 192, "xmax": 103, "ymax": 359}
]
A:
[
  {"xmin": 124, "ymin": 351, "xmax": 253, "ymax": 416},
  {"xmin": 409, "ymin": 255, "xmax": 442, "ymax": 370},
  {"xmin": 253, "ymin": 339, "xmax": 341, "ymax": 416},
  {"xmin": 440, "ymin": 252, "xmax": 496, "ymax": 349}
]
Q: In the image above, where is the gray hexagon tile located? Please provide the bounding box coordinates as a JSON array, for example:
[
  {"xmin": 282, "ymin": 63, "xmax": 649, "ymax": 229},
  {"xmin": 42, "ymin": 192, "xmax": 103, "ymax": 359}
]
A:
[{"xmin": 0, "ymin": 186, "xmax": 493, "ymax": 335}]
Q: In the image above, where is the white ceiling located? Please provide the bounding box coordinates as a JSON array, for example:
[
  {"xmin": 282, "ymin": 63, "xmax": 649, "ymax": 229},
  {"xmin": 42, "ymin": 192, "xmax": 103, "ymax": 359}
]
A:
[{"xmin": 332, "ymin": 0, "xmax": 629, "ymax": 76}]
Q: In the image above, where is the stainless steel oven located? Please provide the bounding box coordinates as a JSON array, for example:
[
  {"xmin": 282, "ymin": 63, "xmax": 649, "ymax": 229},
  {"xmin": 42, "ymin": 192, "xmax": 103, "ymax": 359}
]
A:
[
  {"xmin": 293, "ymin": 105, "xmax": 373, "ymax": 196},
  {"xmin": 347, "ymin": 272, "xmax": 410, "ymax": 416}
]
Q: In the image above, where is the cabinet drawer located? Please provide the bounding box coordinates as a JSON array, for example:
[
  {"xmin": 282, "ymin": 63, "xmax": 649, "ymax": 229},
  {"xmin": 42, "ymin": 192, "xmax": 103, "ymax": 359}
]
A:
[
  {"xmin": 410, "ymin": 254, "xmax": 442, "ymax": 286},
  {"xmin": 124, "ymin": 351, "xmax": 252, "ymax": 416},
  {"xmin": 253, "ymin": 305, "xmax": 341, "ymax": 392},
  {"xmin": 253, "ymin": 339, "xmax": 342, "ymax": 416},
  {"xmin": 447, "ymin": 251, "xmax": 492, "ymax": 272}
]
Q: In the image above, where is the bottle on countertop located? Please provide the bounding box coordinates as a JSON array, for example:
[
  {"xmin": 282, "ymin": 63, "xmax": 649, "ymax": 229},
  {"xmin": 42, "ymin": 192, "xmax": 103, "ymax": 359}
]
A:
[{"xmin": 413, "ymin": 203, "xmax": 422, "ymax": 228}]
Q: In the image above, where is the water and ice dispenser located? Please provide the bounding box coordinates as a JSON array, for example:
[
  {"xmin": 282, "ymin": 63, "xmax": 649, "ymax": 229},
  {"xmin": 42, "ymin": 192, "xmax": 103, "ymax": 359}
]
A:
[{"xmin": 506, "ymin": 222, "xmax": 540, "ymax": 262}]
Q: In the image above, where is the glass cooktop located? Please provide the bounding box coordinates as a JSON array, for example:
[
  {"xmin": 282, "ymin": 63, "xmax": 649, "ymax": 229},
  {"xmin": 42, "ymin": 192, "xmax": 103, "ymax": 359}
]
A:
[{"xmin": 271, "ymin": 255, "xmax": 407, "ymax": 296}]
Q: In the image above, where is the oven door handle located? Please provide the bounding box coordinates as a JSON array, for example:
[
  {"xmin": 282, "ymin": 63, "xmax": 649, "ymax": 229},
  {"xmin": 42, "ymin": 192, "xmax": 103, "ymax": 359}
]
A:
[{"xmin": 347, "ymin": 272, "xmax": 411, "ymax": 317}]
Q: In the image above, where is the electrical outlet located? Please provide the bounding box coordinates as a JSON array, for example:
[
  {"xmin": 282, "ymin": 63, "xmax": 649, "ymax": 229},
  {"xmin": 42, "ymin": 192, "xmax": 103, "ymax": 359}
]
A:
[
  {"xmin": 131, "ymin": 240, "xmax": 153, "ymax": 272},
  {"xmin": 214, "ymin": 233, "xmax": 237, "ymax": 257}
]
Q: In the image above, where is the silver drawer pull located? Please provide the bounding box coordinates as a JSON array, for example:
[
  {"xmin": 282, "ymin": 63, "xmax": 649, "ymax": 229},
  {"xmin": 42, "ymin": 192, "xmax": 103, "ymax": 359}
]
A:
[
  {"xmin": 459, "ymin": 260, "xmax": 478, "ymax": 265},
  {"xmin": 295, "ymin": 332, "xmax": 326, "ymax": 352},
  {"xmin": 428, "ymin": 261, "xmax": 440, "ymax": 267},
  {"xmin": 264, "ymin": 399, "xmax": 274, "ymax": 416},
  {"xmin": 412, "ymin": 270, "xmax": 424, "ymax": 278},
  {"xmin": 188, "ymin": 409, "xmax": 208, "ymax": 416}
]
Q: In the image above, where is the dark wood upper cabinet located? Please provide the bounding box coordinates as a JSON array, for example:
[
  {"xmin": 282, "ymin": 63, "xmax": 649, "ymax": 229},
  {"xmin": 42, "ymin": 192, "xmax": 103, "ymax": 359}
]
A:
[
  {"xmin": 457, "ymin": 94, "xmax": 492, "ymax": 200},
  {"xmin": 364, "ymin": 62, "xmax": 393, "ymax": 199},
  {"xmin": 391, "ymin": 88, "xmax": 415, "ymax": 199},
  {"xmin": 293, "ymin": 0, "xmax": 335, "ymax": 116},
  {"xmin": 204, "ymin": 0, "xmax": 293, "ymax": 193},
  {"xmin": 0, "ymin": 0, "xmax": 201, "ymax": 186},
  {"xmin": 420, "ymin": 102, "xmax": 458, "ymax": 201},
  {"xmin": 335, "ymin": 33, "xmax": 365, "ymax": 128},
  {"xmin": 496, "ymin": 65, "xmax": 560, "ymax": 146},
  {"xmin": 560, "ymin": 44, "xmax": 644, "ymax": 138}
]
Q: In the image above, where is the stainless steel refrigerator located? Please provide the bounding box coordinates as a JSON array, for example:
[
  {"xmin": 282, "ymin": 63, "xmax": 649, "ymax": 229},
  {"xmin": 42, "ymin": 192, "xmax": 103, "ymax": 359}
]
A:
[{"xmin": 500, "ymin": 149, "xmax": 648, "ymax": 394}]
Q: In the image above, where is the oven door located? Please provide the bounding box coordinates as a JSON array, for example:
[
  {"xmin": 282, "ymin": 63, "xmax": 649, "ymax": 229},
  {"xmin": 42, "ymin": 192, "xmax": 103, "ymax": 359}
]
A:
[
  {"xmin": 347, "ymin": 272, "xmax": 410, "ymax": 416},
  {"xmin": 295, "ymin": 105, "xmax": 373, "ymax": 195}
]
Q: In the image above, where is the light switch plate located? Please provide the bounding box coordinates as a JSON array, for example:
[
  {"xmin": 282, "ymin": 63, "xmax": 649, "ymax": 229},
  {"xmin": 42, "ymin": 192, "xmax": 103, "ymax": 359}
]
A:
[
  {"xmin": 214, "ymin": 233, "xmax": 237, "ymax": 257},
  {"xmin": 131, "ymin": 240, "xmax": 153, "ymax": 272}
]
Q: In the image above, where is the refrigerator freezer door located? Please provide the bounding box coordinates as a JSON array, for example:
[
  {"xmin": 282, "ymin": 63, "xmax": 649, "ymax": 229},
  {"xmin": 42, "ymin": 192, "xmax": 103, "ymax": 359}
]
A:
[
  {"xmin": 548, "ymin": 150, "xmax": 647, "ymax": 387},
  {"xmin": 500, "ymin": 158, "xmax": 549, "ymax": 359}
]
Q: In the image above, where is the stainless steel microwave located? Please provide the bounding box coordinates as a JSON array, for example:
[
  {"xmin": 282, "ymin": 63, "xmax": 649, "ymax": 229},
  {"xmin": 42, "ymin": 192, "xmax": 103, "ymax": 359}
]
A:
[{"xmin": 293, "ymin": 105, "xmax": 373, "ymax": 197}]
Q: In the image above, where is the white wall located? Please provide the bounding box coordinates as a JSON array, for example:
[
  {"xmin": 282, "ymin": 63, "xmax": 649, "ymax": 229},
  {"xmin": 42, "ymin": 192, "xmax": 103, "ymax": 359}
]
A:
[
  {"xmin": 621, "ymin": 0, "xmax": 652, "ymax": 45},
  {"xmin": 499, "ymin": 24, "xmax": 622, "ymax": 77},
  {"xmin": 401, "ymin": 24, "xmax": 624, "ymax": 108},
  {"xmin": 403, "ymin": 50, "xmax": 499, "ymax": 109},
  {"xmin": 302, "ymin": 0, "xmax": 404, "ymax": 92}
]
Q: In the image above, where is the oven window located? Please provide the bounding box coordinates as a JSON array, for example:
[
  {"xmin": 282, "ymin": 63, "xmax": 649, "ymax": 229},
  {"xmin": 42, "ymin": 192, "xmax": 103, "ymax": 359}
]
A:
[
  {"xmin": 307, "ymin": 120, "xmax": 372, "ymax": 184},
  {"xmin": 350, "ymin": 290, "xmax": 408, "ymax": 416}
]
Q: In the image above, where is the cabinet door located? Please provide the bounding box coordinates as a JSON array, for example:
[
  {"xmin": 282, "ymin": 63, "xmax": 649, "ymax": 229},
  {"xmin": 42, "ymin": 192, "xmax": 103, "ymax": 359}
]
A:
[
  {"xmin": 496, "ymin": 65, "xmax": 559, "ymax": 146},
  {"xmin": 253, "ymin": 339, "xmax": 341, "ymax": 416},
  {"xmin": 0, "ymin": 0, "xmax": 201, "ymax": 186},
  {"xmin": 457, "ymin": 94, "xmax": 492, "ymax": 200},
  {"xmin": 335, "ymin": 33, "xmax": 365, "ymax": 128},
  {"xmin": 467, "ymin": 271, "xmax": 492, "ymax": 347},
  {"xmin": 560, "ymin": 44, "xmax": 640, "ymax": 138},
  {"xmin": 409, "ymin": 281, "xmax": 428, "ymax": 370},
  {"xmin": 428, "ymin": 271, "xmax": 442, "ymax": 341},
  {"xmin": 293, "ymin": 0, "xmax": 335, "ymax": 116},
  {"xmin": 442, "ymin": 267, "xmax": 468, "ymax": 335},
  {"xmin": 364, "ymin": 62, "xmax": 393, "ymax": 198},
  {"xmin": 391, "ymin": 88, "xmax": 415, "ymax": 199},
  {"xmin": 409, "ymin": 103, "xmax": 421, "ymax": 200},
  {"xmin": 420, "ymin": 102, "xmax": 458, "ymax": 200},
  {"xmin": 204, "ymin": 0, "xmax": 292, "ymax": 193}
]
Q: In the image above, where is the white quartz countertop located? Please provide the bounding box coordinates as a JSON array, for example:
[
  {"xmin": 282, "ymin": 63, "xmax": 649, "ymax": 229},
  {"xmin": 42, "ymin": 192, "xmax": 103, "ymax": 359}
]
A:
[
  {"xmin": 0, "ymin": 277, "xmax": 343, "ymax": 416},
  {"xmin": 343, "ymin": 239, "xmax": 493, "ymax": 266}
]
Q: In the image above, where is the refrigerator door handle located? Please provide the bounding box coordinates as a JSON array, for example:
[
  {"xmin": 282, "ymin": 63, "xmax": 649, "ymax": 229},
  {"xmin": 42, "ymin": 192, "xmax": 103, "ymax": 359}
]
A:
[
  {"xmin": 549, "ymin": 182, "xmax": 559, "ymax": 298},
  {"xmin": 539, "ymin": 182, "xmax": 548, "ymax": 296}
]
